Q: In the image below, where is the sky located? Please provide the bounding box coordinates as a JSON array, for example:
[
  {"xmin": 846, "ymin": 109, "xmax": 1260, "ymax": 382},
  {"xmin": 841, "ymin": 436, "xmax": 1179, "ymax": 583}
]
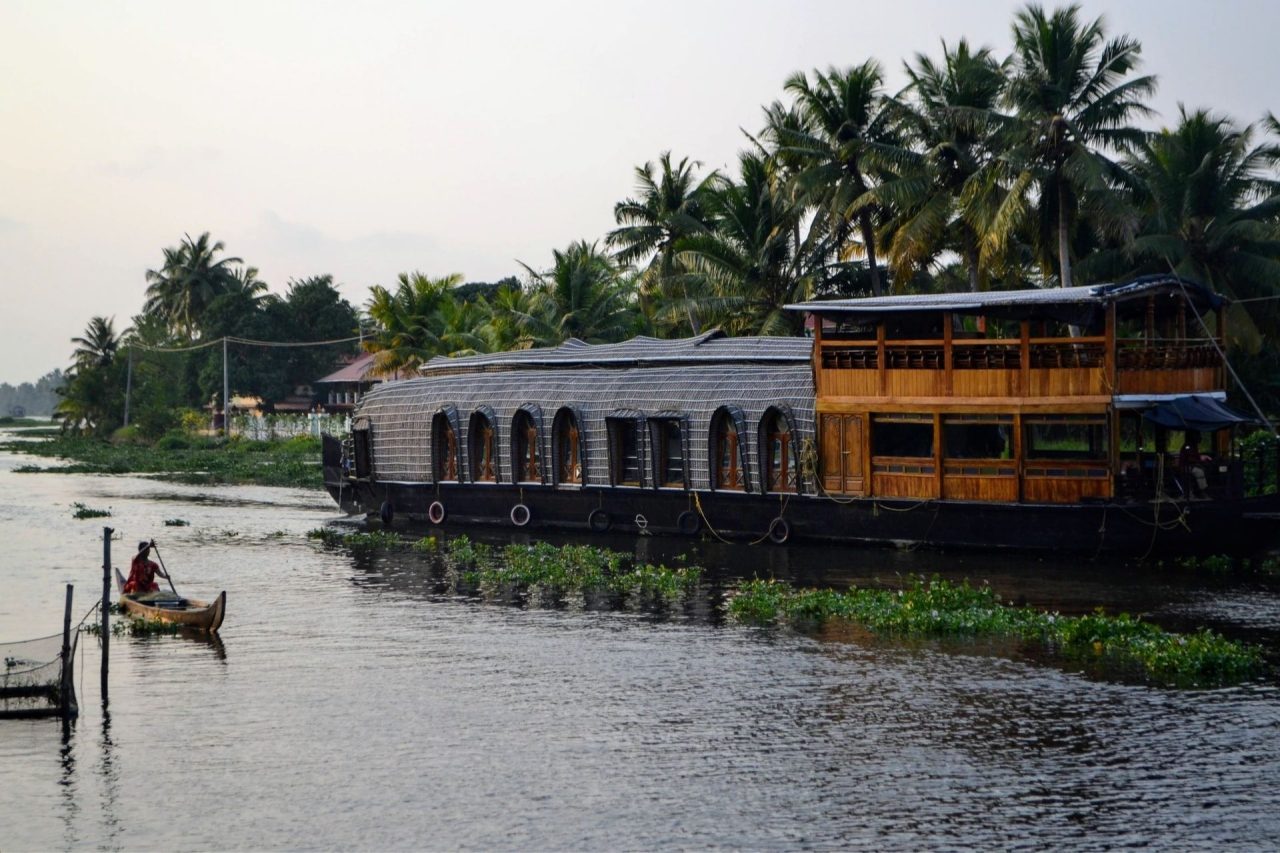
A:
[{"xmin": 1, "ymin": 0, "xmax": 1278, "ymax": 384}]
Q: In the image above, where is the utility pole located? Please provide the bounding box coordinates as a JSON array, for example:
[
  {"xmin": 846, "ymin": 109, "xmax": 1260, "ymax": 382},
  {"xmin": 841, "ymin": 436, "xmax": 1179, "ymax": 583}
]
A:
[
  {"xmin": 222, "ymin": 337, "xmax": 230, "ymax": 437},
  {"xmin": 122, "ymin": 346, "xmax": 132, "ymax": 427}
]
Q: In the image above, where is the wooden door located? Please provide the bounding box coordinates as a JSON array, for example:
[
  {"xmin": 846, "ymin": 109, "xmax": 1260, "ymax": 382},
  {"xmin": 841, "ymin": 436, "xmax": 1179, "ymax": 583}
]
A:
[{"xmin": 819, "ymin": 414, "xmax": 866, "ymax": 495}]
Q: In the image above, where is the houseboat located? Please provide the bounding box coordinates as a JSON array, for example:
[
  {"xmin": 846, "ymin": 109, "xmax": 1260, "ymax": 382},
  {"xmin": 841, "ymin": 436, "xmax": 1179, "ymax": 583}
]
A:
[{"xmin": 323, "ymin": 275, "xmax": 1280, "ymax": 556}]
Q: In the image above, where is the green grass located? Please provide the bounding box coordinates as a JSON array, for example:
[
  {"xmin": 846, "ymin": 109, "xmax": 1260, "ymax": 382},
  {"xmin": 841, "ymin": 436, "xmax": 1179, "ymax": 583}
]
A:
[
  {"xmin": 2, "ymin": 433, "xmax": 322, "ymax": 488},
  {"xmin": 727, "ymin": 576, "xmax": 1265, "ymax": 687}
]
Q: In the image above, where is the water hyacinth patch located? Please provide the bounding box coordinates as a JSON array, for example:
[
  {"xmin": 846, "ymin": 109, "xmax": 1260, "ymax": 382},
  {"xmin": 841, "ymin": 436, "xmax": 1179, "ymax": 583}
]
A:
[
  {"xmin": 444, "ymin": 537, "xmax": 701, "ymax": 601},
  {"xmin": 727, "ymin": 576, "xmax": 1264, "ymax": 687},
  {"xmin": 71, "ymin": 502, "xmax": 111, "ymax": 519},
  {"xmin": 306, "ymin": 527, "xmax": 401, "ymax": 549}
]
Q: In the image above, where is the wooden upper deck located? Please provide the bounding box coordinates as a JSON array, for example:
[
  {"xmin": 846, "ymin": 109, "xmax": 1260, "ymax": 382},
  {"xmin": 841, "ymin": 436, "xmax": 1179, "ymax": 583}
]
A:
[{"xmin": 790, "ymin": 276, "xmax": 1226, "ymax": 408}]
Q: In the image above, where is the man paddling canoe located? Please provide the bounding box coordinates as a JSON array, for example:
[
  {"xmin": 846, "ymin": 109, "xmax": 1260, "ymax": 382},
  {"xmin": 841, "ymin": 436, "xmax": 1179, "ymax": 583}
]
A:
[{"xmin": 123, "ymin": 540, "xmax": 169, "ymax": 595}]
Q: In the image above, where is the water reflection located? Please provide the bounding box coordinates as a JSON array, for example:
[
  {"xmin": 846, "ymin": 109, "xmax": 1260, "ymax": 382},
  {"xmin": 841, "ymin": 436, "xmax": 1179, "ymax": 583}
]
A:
[
  {"xmin": 5, "ymin": 445, "xmax": 1280, "ymax": 849},
  {"xmin": 96, "ymin": 709, "xmax": 121, "ymax": 849}
]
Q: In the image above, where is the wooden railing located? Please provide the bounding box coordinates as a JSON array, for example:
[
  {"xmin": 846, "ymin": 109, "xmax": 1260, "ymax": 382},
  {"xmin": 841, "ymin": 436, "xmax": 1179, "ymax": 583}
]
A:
[{"xmin": 817, "ymin": 334, "xmax": 1222, "ymax": 398}]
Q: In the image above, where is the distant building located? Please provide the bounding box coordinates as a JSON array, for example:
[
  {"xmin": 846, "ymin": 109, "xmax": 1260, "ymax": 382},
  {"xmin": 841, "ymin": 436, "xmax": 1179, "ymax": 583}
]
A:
[{"xmin": 313, "ymin": 352, "xmax": 383, "ymax": 413}]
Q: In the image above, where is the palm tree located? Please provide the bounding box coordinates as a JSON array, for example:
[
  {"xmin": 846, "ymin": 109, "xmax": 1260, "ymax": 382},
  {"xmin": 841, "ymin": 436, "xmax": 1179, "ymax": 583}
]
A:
[
  {"xmin": 868, "ymin": 40, "xmax": 1008, "ymax": 290},
  {"xmin": 991, "ymin": 3, "xmax": 1156, "ymax": 288},
  {"xmin": 513, "ymin": 241, "xmax": 639, "ymax": 346},
  {"xmin": 225, "ymin": 266, "xmax": 276, "ymax": 307},
  {"xmin": 57, "ymin": 316, "xmax": 126, "ymax": 434},
  {"xmin": 70, "ymin": 316, "xmax": 123, "ymax": 369},
  {"xmin": 778, "ymin": 61, "xmax": 897, "ymax": 296},
  {"xmin": 678, "ymin": 152, "xmax": 819, "ymax": 336},
  {"xmin": 363, "ymin": 272, "xmax": 465, "ymax": 376},
  {"xmin": 607, "ymin": 152, "xmax": 718, "ymax": 334},
  {"xmin": 1126, "ymin": 107, "xmax": 1280, "ymax": 348},
  {"xmin": 143, "ymin": 232, "xmax": 243, "ymax": 337}
]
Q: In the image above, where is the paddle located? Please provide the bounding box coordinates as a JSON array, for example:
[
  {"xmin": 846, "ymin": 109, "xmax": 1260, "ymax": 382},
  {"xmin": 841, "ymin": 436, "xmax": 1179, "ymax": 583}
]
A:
[{"xmin": 149, "ymin": 540, "xmax": 180, "ymax": 597}]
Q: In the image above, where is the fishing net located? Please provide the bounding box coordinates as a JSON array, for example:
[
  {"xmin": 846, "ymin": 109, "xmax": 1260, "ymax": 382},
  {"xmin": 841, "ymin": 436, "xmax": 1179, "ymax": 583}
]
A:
[{"xmin": 0, "ymin": 630, "xmax": 77, "ymax": 718}]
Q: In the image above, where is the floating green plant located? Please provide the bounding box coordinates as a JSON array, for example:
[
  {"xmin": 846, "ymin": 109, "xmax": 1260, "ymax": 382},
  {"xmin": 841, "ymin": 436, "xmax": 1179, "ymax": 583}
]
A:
[
  {"xmin": 71, "ymin": 502, "xmax": 111, "ymax": 519},
  {"xmin": 83, "ymin": 614, "xmax": 179, "ymax": 637},
  {"xmin": 445, "ymin": 538, "xmax": 702, "ymax": 601},
  {"xmin": 164, "ymin": 518, "xmax": 190, "ymax": 527},
  {"xmin": 411, "ymin": 535, "xmax": 437, "ymax": 552},
  {"xmin": 306, "ymin": 527, "xmax": 402, "ymax": 549},
  {"xmin": 727, "ymin": 576, "xmax": 1264, "ymax": 687}
]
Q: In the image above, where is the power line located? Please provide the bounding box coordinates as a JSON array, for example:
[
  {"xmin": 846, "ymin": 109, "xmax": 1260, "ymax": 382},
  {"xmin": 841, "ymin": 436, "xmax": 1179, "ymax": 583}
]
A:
[{"xmin": 129, "ymin": 333, "xmax": 366, "ymax": 353}]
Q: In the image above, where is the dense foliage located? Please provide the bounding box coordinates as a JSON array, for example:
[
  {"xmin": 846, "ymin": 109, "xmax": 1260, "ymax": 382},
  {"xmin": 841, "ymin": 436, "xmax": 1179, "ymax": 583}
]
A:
[{"xmin": 50, "ymin": 2, "xmax": 1280, "ymax": 432}]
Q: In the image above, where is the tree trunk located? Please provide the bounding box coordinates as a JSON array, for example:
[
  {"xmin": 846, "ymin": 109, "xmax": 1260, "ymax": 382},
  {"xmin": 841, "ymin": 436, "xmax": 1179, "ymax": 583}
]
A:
[
  {"xmin": 966, "ymin": 243, "xmax": 980, "ymax": 293},
  {"xmin": 1057, "ymin": 181, "xmax": 1072, "ymax": 289},
  {"xmin": 860, "ymin": 214, "xmax": 882, "ymax": 296}
]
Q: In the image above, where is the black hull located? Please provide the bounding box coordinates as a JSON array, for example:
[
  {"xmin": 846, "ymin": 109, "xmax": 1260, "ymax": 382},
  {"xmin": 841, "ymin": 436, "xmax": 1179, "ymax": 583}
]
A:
[{"xmin": 323, "ymin": 467, "xmax": 1280, "ymax": 558}]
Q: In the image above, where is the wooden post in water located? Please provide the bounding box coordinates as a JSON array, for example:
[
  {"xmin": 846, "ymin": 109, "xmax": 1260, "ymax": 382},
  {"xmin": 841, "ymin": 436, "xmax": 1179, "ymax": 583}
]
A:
[
  {"xmin": 101, "ymin": 527, "xmax": 113, "ymax": 705},
  {"xmin": 60, "ymin": 584, "xmax": 73, "ymax": 720},
  {"xmin": 223, "ymin": 336, "xmax": 230, "ymax": 437}
]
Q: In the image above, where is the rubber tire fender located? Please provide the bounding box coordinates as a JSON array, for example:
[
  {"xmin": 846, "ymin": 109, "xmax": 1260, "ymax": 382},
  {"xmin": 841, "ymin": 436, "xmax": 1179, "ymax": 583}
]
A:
[
  {"xmin": 676, "ymin": 510, "xmax": 701, "ymax": 536},
  {"xmin": 766, "ymin": 517, "xmax": 790, "ymax": 544},
  {"xmin": 379, "ymin": 501, "xmax": 394, "ymax": 527},
  {"xmin": 587, "ymin": 508, "xmax": 611, "ymax": 533},
  {"xmin": 510, "ymin": 503, "xmax": 532, "ymax": 527},
  {"xmin": 427, "ymin": 501, "xmax": 446, "ymax": 525}
]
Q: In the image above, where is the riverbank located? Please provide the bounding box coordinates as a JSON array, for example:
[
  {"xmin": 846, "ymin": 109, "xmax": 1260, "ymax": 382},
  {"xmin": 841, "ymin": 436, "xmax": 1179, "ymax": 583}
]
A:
[{"xmin": 0, "ymin": 431, "xmax": 322, "ymax": 488}]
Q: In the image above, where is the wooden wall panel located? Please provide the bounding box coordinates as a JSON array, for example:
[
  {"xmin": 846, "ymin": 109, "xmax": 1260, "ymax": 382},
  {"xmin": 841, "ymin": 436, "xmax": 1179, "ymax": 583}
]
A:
[
  {"xmin": 885, "ymin": 370, "xmax": 944, "ymax": 397},
  {"xmin": 1115, "ymin": 368, "xmax": 1219, "ymax": 394},
  {"xmin": 871, "ymin": 472, "xmax": 939, "ymax": 499},
  {"xmin": 1028, "ymin": 368, "xmax": 1104, "ymax": 397},
  {"xmin": 951, "ymin": 370, "xmax": 1018, "ymax": 397},
  {"xmin": 941, "ymin": 476, "xmax": 1019, "ymax": 502},
  {"xmin": 817, "ymin": 370, "xmax": 878, "ymax": 397},
  {"xmin": 1022, "ymin": 477, "xmax": 1111, "ymax": 503}
]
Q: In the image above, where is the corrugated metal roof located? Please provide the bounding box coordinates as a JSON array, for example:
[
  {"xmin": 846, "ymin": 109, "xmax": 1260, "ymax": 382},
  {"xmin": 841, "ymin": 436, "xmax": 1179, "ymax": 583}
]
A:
[
  {"xmin": 315, "ymin": 352, "xmax": 380, "ymax": 384},
  {"xmin": 356, "ymin": 362, "xmax": 815, "ymax": 493},
  {"xmin": 785, "ymin": 275, "xmax": 1223, "ymax": 314},
  {"xmin": 419, "ymin": 330, "xmax": 810, "ymax": 376}
]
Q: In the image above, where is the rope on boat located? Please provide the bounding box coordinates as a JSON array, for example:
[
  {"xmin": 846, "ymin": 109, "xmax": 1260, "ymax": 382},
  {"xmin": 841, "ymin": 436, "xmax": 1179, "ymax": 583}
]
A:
[{"xmin": 690, "ymin": 493, "xmax": 785, "ymax": 546}]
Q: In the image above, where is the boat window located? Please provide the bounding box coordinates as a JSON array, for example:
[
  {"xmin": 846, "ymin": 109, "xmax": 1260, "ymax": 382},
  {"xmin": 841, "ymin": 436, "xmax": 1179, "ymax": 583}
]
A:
[
  {"xmin": 1024, "ymin": 415, "xmax": 1109, "ymax": 461},
  {"xmin": 763, "ymin": 409, "xmax": 798, "ymax": 493},
  {"xmin": 652, "ymin": 419, "xmax": 686, "ymax": 488},
  {"xmin": 553, "ymin": 408, "xmax": 583, "ymax": 485},
  {"xmin": 433, "ymin": 414, "xmax": 459, "ymax": 482},
  {"xmin": 872, "ymin": 413, "xmax": 934, "ymax": 458},
  {"xmin": 712, "ymin": 410, "xmax": 745, "ymax": 491},
  {"xmin": 512, "ymin": 410, "xmax": 542, "ymax": 483},
  {"xmin": 943, "ymin": 415, "xmax": 1013, "ymax": 460},
  {"xmin": 352, "ymin": 428, "xmax": 372, "ymax": 478},
  {"xmin": 468, "ymin": 412, "xmax": 498, "ymax": 482},
  {"xmin": 607, "ymin": 418, "xmax": 643, "ymax": 486}
]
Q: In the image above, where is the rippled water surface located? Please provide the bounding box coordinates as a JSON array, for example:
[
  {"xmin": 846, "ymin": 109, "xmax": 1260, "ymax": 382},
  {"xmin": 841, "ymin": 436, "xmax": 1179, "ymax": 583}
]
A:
[{"xmin": 2, "ymin": 432, "xmax": 1279, "ymax": 850}]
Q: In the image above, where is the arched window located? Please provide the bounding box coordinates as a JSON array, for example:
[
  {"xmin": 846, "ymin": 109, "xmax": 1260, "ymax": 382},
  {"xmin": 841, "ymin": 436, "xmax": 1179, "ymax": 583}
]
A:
[
  {"xmin": 762, "ymin": 407, "xmax": 798, "ymax": 493},
  {"xmin": 711, "ymin": 407, "xmax": 747, "ymax": 491},
  {"xmin": 512, "ymin": 409, "xmax": 542, "ymax": 483},
  {"xmin": 607, "ymin": 411, "xmax": 644, "ymax": 487},
  {"xmin": 468, "ymin": 409, "xmax": 498, "ymax": 483},
  {"xmin": 432, "ymin": 409, "xmax": 460, "ymax": 482},
  {"xmin": 552, "ymin": 407, "xmax": 584, "ymax": 485},
  {"xmin": 650, "ymin": 416, "xmax": 687, "ymax": 488}
]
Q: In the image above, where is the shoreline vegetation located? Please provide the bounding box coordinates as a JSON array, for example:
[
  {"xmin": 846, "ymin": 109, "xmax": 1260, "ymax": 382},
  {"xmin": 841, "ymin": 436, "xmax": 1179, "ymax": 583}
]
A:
[
  {"xmin": 2, "ymin": 430, "xmax": 322, "ymax": 489},
  {"xmin": 307, "ymin": 531, "xmax": 1266, "ymax": 688}
]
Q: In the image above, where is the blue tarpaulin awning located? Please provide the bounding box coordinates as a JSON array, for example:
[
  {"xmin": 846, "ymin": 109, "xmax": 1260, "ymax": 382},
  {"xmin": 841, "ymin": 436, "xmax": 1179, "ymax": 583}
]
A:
[{"xmin": 1142, "ymin": 395, "xmax": 1256, "ymax": 432}]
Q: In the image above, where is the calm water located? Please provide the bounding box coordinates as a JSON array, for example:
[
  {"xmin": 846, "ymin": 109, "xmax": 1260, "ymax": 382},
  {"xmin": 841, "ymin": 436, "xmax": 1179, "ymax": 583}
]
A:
[{"xmin": 3, "ymin": 431, "xmax": 1279, "ymax": 851}]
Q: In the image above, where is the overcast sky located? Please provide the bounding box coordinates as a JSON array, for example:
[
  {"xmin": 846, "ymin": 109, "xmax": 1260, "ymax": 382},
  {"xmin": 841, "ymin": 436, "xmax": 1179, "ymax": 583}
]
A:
[{"xmin": 2, "ymin": 0, "xmax": 1277, "ymax": 384}]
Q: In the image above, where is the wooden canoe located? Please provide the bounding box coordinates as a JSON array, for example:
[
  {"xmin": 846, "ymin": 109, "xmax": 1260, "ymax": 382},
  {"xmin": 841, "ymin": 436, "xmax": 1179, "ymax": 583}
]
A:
[{"xmin": 114, "ymin": 568, "xmax": 226, "ymax": 633}]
